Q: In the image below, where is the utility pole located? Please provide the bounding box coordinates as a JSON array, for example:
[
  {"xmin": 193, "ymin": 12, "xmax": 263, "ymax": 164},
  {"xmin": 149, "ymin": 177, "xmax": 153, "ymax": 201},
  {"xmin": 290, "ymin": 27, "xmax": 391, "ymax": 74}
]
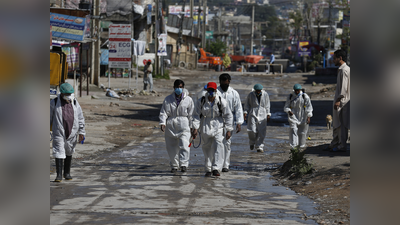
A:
[
  {"xmin": 202, "ymin": 0, "xmax": 207, "ymax": 48},
  {"xmin": 190, "ymin": 0, "xmax": 194, "ymax": 38},
  {"xmin": 238, "ymin": 23, "xmax": 241, "ymax": 55},
  {"xmin": 92, "ymin": 0, "xmax": 100, "ymax": 86},
  {"xmin": 197, "ymin": 0, "xmax": 202, "ymax": 38},
  {"xmin": 175, "ymin": 0, "xmax": 186, "ymax": 67},
  {"xmin": 155, "ymin": 0, "xmax": 159, "ymax": 75},
  {"xmin": 250, "ymin": 5, "xmax": 254, "ymax": 55},
  {"xmin": 328, "ymin": 0, "xmax": 332, "ymax": 51}
]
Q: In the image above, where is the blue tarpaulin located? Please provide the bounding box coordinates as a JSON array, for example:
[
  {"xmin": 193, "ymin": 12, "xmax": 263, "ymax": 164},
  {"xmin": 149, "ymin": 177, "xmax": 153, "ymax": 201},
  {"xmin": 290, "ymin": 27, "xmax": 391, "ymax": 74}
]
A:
[{"xmin": 100, "ymin": 49, "xmax": 109, "ymax": 65}]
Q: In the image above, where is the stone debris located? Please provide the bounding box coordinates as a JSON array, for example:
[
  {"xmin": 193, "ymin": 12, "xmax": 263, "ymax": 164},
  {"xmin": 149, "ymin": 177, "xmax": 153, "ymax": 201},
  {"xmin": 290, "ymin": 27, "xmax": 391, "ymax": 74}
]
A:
[{"xmin": 139, "ymin": 90, "xmax": 150, "ymax": 96}]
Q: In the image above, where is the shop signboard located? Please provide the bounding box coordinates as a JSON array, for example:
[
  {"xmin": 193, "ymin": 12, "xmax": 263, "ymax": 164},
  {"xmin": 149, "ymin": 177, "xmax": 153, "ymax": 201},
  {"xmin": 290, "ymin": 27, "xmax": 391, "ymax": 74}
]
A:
[
  {"xmin": 169, "ymin": 5, "xmax": 208, "ymax": 25},
  {"xmin": 108, "ymin": 24, "xmax": 132, "ymax": 68},
  {"xmin": 298, "ymin": 41, "xmax": 311, "ymax": 57},
  {"xmin": 50, "ymin": 12, "xmax": 88, "ymax": 41}
]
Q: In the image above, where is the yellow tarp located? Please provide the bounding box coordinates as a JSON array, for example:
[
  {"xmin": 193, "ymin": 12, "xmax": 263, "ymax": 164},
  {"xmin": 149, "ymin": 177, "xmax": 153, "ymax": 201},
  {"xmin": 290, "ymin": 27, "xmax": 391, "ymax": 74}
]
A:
[{"xmin": 50, "ymin": 52, "xmax": 61, "ymax": 86}]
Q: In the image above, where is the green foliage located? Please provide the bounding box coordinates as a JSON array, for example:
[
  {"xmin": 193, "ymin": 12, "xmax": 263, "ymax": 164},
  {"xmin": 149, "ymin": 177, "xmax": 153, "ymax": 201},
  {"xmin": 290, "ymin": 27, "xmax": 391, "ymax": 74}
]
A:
[
  {"xmin": 308, "ymin": 53, "xmax": 323, "ymax": 70},
  {"xmin": 205, "ymin": 39, "xmax": 227, "ymax": 57},
  {"xmin": 289, "ymin": 10, "xmax": 303, "ymax": 31},
  {"xmin": 289, "ymin": 146, "xmax": 313, "ymax": 176}
]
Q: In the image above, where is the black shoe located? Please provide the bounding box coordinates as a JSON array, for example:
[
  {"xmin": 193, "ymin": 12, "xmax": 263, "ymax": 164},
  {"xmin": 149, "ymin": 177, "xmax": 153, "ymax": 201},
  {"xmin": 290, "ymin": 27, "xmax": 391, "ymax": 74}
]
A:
[
  {"xmin": 181, "ymin": 166, "xmax": 187, "ymax": 172},
  {"xmin": 63, "ymin": 156, "xmax": 73, "ymax": 180},
  {"xmin": 54, "ymin": 158, "xmax": 63, "ymax": 182},
  {"xmin": 212, "ymin": 170, "xmax": 220, "ymax": 176},
  {"xmin": 250, "ymin": 145, "xmax": 254, "ymax": 150},
  {"xmin": 222, "ymin": 168, "xmax": 229, "ymax": 172},
  {"xmin": 205, "ymin": 172, "xmax": 212, "ymax": 177},
  {"xmin": 171, "ymin": 168, "xmax": 178, "ymax": 173}
]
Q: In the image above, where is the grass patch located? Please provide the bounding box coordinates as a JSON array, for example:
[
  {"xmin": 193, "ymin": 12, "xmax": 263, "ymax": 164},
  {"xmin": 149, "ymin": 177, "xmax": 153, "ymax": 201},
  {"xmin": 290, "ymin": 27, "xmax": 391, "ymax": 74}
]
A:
[{"xmin": 153, "ymin": 69, "xmax": 170, "ymax": 79}]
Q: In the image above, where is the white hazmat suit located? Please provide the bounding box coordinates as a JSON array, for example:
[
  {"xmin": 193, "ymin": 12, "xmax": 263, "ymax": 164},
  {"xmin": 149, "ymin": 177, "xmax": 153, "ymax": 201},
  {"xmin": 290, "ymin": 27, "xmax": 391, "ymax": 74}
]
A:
[
  {"xmin": 244, "ymin": 90, "xmax": 271, "ymax": 151},
  {"xmin": 192, "ymin": 93, "xmax": 233, "ymax": 172},
  {"xmin": 284, "ymin": 91, "xmax": 313, "ymax": 148},
  {"xmin": 217, "ymin": 86, "xmax": 244, "ymax": 169},
  {"xmin": 50, "ymin": 95, "xmax": 86, "ymax": 159},
  {"xmin": 159, "ymin": 89, "xmax": 194, "ymax": 169}
]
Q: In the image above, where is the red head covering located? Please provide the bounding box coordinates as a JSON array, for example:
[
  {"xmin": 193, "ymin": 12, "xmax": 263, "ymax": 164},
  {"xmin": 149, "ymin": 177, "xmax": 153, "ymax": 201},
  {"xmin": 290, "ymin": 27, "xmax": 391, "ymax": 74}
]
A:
[{"xmin": 207, "ymin": 82, "xmax": 217, "ymax": 90}]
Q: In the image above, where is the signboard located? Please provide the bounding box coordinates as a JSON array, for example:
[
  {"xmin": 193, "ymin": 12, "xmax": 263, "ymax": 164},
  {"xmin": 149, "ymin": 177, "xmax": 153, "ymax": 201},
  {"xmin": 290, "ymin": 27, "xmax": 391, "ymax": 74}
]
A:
[
  {"xmin": 298, "ymin": 41, "xmax": 311, "ymax": 57},
  {"xmin": 50, "ymin": 13, "xmax": 87, "ymax": 41},
  {"xmin": 109, "ymin": 24, "xmax": 132, "ymax": 68},
  {"xmin": 50, "ymin": 25, "xmax": 52, "ymax": 49},
  {"xmin": 205, "ymin": 31, "xmax": 214, "ymax": 40},
  {"xmin": 343, "ymin": 9, "xmax": 350, "ymax": 27},
  {"xmin": 327, "ymin": 50, "xmax": 336, "ymax": 67},
  {"xmin": 169, "ymin": 6, "xmax": 208, "ymax": 25},
  {"xmin": 157, "ymin": 34, "xmax": 167, "ymax": 56}
]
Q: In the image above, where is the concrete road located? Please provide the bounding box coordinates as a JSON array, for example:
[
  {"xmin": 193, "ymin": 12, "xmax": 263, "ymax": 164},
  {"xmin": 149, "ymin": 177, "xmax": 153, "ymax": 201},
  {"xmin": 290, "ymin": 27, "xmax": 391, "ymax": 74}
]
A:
[{"xmin": 51, "ymin": 71, "xmax": 337, "ymax": 224}]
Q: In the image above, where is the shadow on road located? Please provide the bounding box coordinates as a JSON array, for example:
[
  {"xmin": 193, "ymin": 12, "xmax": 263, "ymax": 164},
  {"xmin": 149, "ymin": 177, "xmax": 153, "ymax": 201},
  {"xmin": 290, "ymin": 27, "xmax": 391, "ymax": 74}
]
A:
[
  {"xmin": 302, "ymin": 74, "xmax": 337, "ymax": 85},
  {"xmin": 304, "ymin": 143, "xmax": 350, "ymax": 158}
]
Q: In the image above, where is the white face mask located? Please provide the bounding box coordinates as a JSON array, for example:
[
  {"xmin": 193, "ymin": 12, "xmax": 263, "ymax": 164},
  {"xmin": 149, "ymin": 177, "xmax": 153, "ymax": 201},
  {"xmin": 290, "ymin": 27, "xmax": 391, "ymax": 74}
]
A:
[{"xmin": 62, "ymin": 95, "xmax": 73, "ymax": 103}]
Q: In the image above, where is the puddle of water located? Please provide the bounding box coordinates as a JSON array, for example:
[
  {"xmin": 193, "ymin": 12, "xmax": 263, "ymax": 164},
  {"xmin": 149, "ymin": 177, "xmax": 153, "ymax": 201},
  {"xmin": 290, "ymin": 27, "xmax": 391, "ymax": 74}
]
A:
[{"xmin": 229, "ymin": 174, "xmax": 319, "ymax": 223}]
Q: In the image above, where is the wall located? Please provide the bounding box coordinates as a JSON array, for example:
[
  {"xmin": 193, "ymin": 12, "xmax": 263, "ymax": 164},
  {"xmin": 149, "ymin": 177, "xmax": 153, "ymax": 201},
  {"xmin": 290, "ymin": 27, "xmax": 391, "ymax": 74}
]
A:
[{"xmin": 167, "ymin": 33, "xmax": 197, "ymax": 68}]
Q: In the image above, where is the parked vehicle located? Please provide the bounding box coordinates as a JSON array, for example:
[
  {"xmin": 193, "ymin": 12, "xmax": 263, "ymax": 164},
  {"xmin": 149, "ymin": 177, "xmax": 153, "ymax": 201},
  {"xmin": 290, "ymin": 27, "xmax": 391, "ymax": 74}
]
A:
[{"xmin": 198, "ymin": 48, "xmax": 222, "ymax": 67}]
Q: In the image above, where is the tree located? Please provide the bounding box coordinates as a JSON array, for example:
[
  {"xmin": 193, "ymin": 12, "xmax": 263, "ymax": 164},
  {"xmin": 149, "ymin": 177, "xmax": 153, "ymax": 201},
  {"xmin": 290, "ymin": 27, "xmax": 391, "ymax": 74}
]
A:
[
  {"xmin": 289, "ymin": 10, "xmax": 303, "ymax": 43},
  {"xmin": 205, "ymin": 39, "xmax": 227, "ymax": 57}
]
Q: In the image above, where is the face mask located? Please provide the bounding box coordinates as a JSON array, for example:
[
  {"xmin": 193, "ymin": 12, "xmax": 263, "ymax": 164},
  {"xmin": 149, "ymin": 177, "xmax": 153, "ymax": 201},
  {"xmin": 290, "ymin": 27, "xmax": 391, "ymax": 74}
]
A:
[
  {"xmin": 220, "ymin": 84, "xmax": 229, "ymax": 92},
  {"xmin": 208, "ymin": 90, "xmax": 215, "ymax": 97},
  {"xmin": 62, "ymin": 95, "xmax": 72, "ymax": 103},
  {"xmin": 255, "ymin": 91, "xmax": 261, "ymax": 96},
  {"xmin": 174, "ymin": 88, "xmax": 183, "ymax": 95}
]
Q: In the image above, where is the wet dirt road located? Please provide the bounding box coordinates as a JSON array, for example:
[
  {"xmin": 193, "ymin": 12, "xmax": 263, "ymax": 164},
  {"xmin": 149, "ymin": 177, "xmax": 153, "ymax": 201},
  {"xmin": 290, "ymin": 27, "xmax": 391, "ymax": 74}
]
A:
[{"xmin": 51, "ymin": 70, "xmax": 341, "ymax": 224}]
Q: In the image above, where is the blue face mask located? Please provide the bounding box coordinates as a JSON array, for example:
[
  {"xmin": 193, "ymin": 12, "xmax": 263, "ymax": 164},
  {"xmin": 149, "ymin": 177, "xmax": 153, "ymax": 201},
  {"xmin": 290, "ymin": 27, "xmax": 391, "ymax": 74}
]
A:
[
  {"xmin": 208, "ymin": 90, "xmax": 215, "ymax": 97},
  {"xmin": 175, "ymin": 88, "xmax": 183, "ymax": 95}
]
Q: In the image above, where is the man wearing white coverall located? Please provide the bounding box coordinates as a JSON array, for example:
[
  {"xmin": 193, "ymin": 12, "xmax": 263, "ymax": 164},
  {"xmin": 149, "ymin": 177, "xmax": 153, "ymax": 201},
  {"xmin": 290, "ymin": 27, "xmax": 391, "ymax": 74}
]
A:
[
  {"xmin": 217, "ymin": 73, "xmax": 243, "ymax": 172},
  {"xmin": 159, "ymin": 79, "xmax": 194, "ymax": 173},
  {"xmin": 192, "ymin": 82, "xmax": 233, "ymax": 177},
  {"xmin": 243, "ymin": 84, "xmax": 271, "ymax": 152},
  {"xmin": 50, "ymin": 83, "xmax": 85, "ymax": 182},
  {"xmin": 284, "ymin": 84, "xmax": 313, "ymax": 148}
]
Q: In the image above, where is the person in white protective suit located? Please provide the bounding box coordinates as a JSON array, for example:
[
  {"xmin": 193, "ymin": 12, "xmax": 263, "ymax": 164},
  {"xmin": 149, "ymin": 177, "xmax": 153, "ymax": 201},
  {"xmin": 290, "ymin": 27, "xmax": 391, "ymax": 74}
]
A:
[
  {"xmin": 283, "ymin": 84, "xmax": 313, "ymax": 149},
  {"xmin": 243, "ymin": 84, "xmax": 271, "ymax": 152},
  {"xmin": 217, "ymin": 73, "xmax": 244, "ymax": 172},
  {"xmin": 192, "ymin": 82, "xmax": 233, "ymax": 177},
  {"xmin": 193, "ymin": 84, "xmax": 208, "ymax": 106},
  {"xmin": 50, "ymin": 83, "xmax": 85, "ymax": 182},
  {"xmin": 159, "ymin": 79, "xmax": 194, "ymax": 173}
]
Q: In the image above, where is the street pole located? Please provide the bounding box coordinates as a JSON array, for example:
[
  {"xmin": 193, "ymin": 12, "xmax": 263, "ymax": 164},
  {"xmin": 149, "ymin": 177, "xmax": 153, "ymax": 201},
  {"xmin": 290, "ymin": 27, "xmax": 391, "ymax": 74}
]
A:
[
  {"xmin": 250, "ymin": 5, "xmax": 254, "ymax": 55},
  {"xmin": 238, "ymin": 23, "xmax": 241, "ymax": 55},
  {"xmin": 175, "ymin": 0, "xmax": 186, "ymax": 67},
  {"xmin": 155, "ymin": 0, "xmax": 159, "ymax": 76},
  {"xmin": 202, "ymin": 0, "xmax": 207, "ymax": 48},
  {"xmin": 197, "ymin": 0, "xmax": 202, "ymax": 39},
  {"xmin": 129, "ymin": 12, "xmax": 134, "ymax": 90},
  {"xmin": 190, "ymin": 0, "xmax": 194, "ymax": 38},
  {"xmin": 92, "ymin": 0, "xmax": 100, "ymax": 87}
]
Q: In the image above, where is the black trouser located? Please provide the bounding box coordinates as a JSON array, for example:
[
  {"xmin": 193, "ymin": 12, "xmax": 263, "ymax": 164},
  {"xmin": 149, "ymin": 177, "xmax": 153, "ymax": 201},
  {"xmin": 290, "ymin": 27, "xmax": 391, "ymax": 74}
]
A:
[{"xmin": 270, "ymin": 62, "xmax": 275, "ymax": 74}]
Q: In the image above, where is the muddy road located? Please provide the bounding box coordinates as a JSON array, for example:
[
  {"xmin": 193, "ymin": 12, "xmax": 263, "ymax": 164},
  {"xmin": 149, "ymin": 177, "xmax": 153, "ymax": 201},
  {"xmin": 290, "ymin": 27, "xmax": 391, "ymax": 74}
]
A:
[{"xmin": 50, "ymin": 70, "xmax": 349, "ymax": 224}]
